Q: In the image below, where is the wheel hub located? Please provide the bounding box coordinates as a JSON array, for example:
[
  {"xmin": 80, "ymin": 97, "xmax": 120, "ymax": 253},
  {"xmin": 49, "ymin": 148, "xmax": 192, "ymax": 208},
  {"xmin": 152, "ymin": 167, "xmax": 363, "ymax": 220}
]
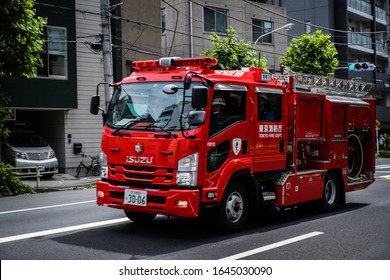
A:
[{"xmin": 225, "ymin": 192, "xmax": 243, "ymax": 223}]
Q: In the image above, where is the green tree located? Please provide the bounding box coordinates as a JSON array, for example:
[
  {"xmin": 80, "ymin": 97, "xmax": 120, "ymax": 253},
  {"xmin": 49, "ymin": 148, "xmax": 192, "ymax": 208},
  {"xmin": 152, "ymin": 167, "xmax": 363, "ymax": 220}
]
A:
[
  {"xmin": 0, "ymin": 0, "xmax": 44, "ymax": 196},
  {"xmin": 0, "ymin": 0, "xmax": 46, "ymax": 78},
  {"xmin": 201, "ymin": 26, "xmax": 267, "ymax": 70},
  {"xmin": 280, "ymin": 30, "xmax": 339, "ymax": 76},
  {"xmin": 0, "ymin": 0, "xmax": 45, "ymax": 140}
]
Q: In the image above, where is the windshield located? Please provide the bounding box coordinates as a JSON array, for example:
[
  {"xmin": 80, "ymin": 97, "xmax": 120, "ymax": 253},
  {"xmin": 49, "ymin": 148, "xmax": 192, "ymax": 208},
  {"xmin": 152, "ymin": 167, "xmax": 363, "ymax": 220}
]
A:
[
  {"xmin": 106, "ymin": 82, "xmax": 203, "ymax": 131},
  {"xmin": 9, "ymin": 132, "xmax": 48, "ymax": 147}
]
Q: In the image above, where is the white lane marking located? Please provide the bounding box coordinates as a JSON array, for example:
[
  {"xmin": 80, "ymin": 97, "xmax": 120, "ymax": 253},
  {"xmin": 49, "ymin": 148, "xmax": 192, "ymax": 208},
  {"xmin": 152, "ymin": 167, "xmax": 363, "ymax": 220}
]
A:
[
  {"xmin": 0, "ymin": 218, "xmax": 128, "ymax": 244},
  {"xmin": 0, "ymin": 200, "xmax": 95, "ymax": 215},
  {"xmin": 220, "ymin": 231, "xmax": 324, "ymax": 260},
  {"xmin": 376, "ymin": 165, "xmax": 390, "ymax": 170},
  {"xmin": 377, "ymin": 175, "xmax": 390, "ymax": 180}
]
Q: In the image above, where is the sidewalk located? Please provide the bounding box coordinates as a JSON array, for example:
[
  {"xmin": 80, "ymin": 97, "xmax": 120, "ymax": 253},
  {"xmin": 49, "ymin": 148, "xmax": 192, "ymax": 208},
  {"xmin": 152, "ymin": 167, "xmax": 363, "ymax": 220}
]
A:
[{"xmin": 21, "ymin": 173, "xmax": 99, "ymax": 192}]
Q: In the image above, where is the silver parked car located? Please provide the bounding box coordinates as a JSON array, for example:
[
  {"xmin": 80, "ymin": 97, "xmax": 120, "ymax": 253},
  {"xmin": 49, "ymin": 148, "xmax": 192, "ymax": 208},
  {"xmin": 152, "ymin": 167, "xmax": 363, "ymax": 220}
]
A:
[{"xmin": 2, "ymin": 128, "xmax": 59, "ymax": 177}]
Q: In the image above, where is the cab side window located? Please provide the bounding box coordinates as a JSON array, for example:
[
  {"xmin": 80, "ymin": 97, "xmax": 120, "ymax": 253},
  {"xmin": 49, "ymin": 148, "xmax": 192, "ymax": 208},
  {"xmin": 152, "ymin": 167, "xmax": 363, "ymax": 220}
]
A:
[
  {"xmin": 209, "ymin": 90, "xmax": 246, "ymax": 137},
  {"xmin": 257, "ymin": 91, "xmax": 282, "ymax": 121}
]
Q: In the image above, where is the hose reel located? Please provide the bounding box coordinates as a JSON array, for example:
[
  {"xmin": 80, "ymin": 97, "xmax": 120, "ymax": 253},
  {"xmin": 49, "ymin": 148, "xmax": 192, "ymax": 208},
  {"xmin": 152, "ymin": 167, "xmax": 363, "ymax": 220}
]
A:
[{"xmin": 348, "ymin": 134, "xmax": 364, "ymax": 181}]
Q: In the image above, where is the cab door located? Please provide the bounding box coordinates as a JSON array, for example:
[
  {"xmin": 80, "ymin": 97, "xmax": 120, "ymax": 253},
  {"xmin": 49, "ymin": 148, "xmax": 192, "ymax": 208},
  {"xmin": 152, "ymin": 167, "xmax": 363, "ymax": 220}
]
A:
[
  {"xmin": 253, "ymin": 87, "xmax": 287, "ymax": 172},
  {"xmin": 205, "ymin": 84, "xmax": 249, "ymax": 178}
]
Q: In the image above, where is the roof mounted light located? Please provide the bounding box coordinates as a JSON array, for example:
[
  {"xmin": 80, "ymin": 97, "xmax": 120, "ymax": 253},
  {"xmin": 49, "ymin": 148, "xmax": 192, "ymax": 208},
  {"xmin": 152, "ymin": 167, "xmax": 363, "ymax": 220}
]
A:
[{"xmin": 132, "ymin": 57, "xmax": 218, "ymax": 70}]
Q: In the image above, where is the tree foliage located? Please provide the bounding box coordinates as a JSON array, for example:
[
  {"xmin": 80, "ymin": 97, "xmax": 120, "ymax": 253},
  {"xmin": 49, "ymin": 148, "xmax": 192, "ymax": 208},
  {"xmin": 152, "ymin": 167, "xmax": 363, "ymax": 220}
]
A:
[
  {"xmin": 280, "ymin": 30, "xmax": 339, "ymax": 76},
  {"xmin": 0, "ymin": 1, "xmax": 45, "ymax": 196},
  {"xmin": 0, "ymin": 162, "xmax": 35, "ymax": 197},
  {"xmin": 0, "ymin": 0, "xmax": 46, "ymax": 78},
  {"xmin": 0, "ymin": 94, "xmax": 13, "ymax": 141},
  {"xmin": 201, "ymin": 27, "xmax": 267, "ymax": 70}
]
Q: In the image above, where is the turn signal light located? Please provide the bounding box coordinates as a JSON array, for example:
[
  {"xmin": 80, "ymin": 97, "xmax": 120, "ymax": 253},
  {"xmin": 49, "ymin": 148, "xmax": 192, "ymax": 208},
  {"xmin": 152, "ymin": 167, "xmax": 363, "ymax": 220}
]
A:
[
  {"xmin": 175, "ymin": 200, "xmax": 188, "ymax": 207},
  {"xmin": 97, "ymin": 191, "xmax": 105, "ymax": 198}
]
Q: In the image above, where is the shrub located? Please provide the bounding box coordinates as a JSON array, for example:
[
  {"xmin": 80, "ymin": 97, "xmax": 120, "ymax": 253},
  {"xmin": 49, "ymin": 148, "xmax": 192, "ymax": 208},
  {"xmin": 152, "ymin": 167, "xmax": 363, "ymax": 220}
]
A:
[
  {"xmin": 378, "ymin": 150, "xmax": 390, "ymax": 158},
  {"xmin": 0, "ymin": 162, "xmax": 35, "ymax": 197}
]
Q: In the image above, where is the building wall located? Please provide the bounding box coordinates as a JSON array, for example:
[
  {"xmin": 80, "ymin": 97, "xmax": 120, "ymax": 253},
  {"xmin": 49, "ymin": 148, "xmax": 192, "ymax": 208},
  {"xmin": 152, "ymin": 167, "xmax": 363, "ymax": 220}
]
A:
[
  {"xmin": 280, "ymin": 0, "xmax": 334, "ymax": 35},
  {"xmin": 0, "ymin": 0, "xmax": 78, "ymax": 109},
  {"xmin": 62, "ymin": 0, "xmax": 106, "ymax": 174},
  {"xmin": 118, "ymin": 0, "xmax": 162, "ymax": 79},
  {"xmin": 162, "ymin": 0, "xmax": 287, "ymax": 70}
]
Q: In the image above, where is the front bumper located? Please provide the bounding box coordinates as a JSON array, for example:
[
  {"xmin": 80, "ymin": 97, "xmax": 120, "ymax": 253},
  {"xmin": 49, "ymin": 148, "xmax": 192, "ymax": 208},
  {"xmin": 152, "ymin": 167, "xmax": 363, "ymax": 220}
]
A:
[
  {"xmin": 14, "ymin": 158, "xmax": 59, "ymax": 176},
  {"xmin": 96, "ymin": 181, "xmax": 200, "ymax": 218}
]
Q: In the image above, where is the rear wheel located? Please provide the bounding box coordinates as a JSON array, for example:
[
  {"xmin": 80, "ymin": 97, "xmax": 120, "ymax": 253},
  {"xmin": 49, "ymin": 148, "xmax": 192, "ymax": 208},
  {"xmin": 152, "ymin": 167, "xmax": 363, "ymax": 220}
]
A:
[
  {"xmin": 124, "ymin": 210, "xmax": 156, "ymax": 224},
  {"xmin": 321, "ymin": 173, "xmax": 340, "ymax": 211},
  {"xmin": 92, "ymin": 164, "xmax": 101, "ymax": 176},
  {"xmin": 214, "ymin": 180, "xmax": 248, "ymax": 233}
]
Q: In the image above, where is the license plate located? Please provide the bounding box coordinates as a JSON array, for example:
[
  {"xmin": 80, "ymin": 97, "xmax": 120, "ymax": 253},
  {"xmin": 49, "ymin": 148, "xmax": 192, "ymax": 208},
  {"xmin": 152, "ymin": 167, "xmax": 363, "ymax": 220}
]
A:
[{"xmin": 124, "ymin": 189, "xmax": 147, "ymax": 206}]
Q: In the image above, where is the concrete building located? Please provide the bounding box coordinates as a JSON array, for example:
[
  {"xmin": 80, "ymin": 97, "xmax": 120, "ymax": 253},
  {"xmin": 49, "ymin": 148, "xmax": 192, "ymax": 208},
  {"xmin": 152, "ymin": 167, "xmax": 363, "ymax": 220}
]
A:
[
  {"xmin": 110, "ymin": 0, "xmax": 162, "ymax": 81},
  {"xmin": 278, "ymin": 0, "xmax": 390, "ymax": 132},
  {"xmin": 161, "ymin": 0, "xmax": 288, "ymax": 71}
]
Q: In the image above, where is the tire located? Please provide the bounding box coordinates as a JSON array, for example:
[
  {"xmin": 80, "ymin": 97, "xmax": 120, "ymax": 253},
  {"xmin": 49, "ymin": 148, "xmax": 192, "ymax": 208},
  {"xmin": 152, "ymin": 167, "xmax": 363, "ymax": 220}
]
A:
[
  {"xmin": 75, "ymin": 165, "xmax": 82, "ymax": 178},
  {"xmin": 321, "ymin": 173, "xmax": 340, "ymax": 211},
  {"xmin": 214, "ymin": 180, "xmax": 249, "ymax": 233},
  {"xmin": 124, "ymin": 210, "xmax": 156, "ymax": 224},
  {"xmin": 92, "ymin": 164, "xmax": 101, "ymax": 176}
]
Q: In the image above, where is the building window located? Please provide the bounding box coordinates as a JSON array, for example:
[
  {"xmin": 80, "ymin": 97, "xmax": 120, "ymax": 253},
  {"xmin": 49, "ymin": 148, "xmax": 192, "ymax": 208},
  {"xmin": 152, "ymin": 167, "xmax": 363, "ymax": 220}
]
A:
[
  {"xmin": 204, "ymin": 7, "xmax": 228, "ymax": 33},
  {"xmin": 37, "ymin": 26, "xmax": 67, "ymax": 78},
  {"xmin": 252, "ymin": 19, "xmax": 272, "ymax": 43},
  {"xmin": 161, "ymin": 8, "xmax": 166, "ymax": 33},
  {"xmin": 305, "ymin": 21, "xmax": 311, "ymax": 33}
]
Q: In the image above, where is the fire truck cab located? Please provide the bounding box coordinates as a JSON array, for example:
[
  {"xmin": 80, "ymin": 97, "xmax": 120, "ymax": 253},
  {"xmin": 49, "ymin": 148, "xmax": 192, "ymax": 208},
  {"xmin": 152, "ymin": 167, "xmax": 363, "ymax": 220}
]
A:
[{"xmin": 90, "ymin": 57, "xmax": 376, "ymax": 232}]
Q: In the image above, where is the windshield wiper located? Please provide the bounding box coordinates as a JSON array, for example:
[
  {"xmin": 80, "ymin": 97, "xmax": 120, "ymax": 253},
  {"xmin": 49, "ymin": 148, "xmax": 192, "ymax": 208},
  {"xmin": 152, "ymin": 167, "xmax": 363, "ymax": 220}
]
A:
[
  {"xmin": 112, "ymin": 117, "xmax": 143, "ymax": 135},
  {"xmin": 150, "ymin": 125, "xmax": 177, "ymax": 138}
]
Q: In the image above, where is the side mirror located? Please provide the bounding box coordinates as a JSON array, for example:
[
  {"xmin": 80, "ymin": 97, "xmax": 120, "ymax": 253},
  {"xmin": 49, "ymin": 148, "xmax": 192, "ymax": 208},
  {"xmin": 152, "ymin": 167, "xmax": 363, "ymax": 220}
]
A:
[
  {"xmin": 191, "ymin": 86, "xmax": 208, "ymax": 109},
  {"xmin": 188, "ymin": 111, "xmax": 206, "ymax": 126},
  {"xmin": 162, "ymin": 84, "xmax": 179, "ymax": 94},
  {"xmin": 90, "ymin": 95, "xmax": 100, "ymax": 115}
]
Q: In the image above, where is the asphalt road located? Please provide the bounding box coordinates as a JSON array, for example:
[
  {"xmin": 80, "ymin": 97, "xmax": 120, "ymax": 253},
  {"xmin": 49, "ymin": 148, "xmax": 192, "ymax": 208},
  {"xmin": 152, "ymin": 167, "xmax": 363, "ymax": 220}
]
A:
[{"xmin": 1, "ymin": 159, "xmax": 390, "ymax": 260}]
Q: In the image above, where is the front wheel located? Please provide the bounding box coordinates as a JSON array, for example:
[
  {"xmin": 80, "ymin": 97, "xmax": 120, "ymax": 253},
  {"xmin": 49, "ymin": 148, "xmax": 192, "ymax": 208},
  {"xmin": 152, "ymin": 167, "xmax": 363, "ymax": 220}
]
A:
[
  {"xmin": 214, "ymin": 180, "xmax": 249, "ymax": 233},
  {"xmin": 321, "ymin": 173, "xmax": 340, "ymax": 211},
  {"xmin": 75, "ymin": 165, "xmax": 82, "ymax": 178},
  {"xmin": 124, "ymin": 210, "xmax": 157, "ymax": 224}
]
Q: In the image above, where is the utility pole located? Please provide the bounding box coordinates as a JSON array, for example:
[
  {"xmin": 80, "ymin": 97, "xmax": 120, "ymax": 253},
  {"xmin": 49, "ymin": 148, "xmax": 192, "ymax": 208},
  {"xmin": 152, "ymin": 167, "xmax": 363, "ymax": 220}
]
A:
[{"xmin": 100, "ymin": 0, "xmax": 113, "ymax": 111}]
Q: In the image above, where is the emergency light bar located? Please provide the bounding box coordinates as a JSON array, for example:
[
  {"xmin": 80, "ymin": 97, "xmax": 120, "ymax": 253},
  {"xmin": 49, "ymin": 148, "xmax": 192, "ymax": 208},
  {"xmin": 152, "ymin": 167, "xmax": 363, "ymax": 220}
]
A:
[{"xmin": 132, "ymin": 57, "xmax": 217, "ymax": 70}]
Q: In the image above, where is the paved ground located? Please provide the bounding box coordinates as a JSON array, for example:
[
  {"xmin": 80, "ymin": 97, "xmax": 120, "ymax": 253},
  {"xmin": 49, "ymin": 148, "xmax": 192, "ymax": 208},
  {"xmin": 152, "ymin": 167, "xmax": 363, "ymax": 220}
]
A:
[{"xmin": 21, "ymin": 173, "xmax": 99, "ymax": 192}]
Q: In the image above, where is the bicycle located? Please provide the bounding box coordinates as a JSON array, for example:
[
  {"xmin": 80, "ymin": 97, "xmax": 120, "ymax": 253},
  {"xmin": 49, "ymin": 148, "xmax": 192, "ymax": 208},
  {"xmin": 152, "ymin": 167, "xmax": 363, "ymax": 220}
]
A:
[{"xmin": 75, "ymin": 153, "xmax": 101, "ymax": 177}]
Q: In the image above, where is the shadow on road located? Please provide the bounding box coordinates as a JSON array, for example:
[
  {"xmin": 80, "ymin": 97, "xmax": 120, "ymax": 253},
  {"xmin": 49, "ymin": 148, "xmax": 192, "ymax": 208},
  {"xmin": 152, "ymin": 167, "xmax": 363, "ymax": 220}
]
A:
[{"xmin": 52, "ymin": 201, "xmax": 368, "ymax": 259}]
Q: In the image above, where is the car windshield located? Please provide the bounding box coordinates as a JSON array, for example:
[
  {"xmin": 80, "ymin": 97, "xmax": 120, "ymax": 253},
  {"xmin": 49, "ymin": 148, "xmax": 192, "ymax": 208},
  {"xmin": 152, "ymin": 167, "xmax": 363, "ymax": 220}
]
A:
[
  {"xmin": 8, "ymin": 132, "xmax": 48, "ymax": 147},
  {"xmin": 106, "ymin": 82, "xmax": 202, "ymax": 131}
]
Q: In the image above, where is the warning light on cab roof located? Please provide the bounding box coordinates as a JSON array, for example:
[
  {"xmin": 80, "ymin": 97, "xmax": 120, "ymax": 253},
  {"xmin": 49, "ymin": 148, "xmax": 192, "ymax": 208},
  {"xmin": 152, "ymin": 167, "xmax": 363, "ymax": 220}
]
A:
[{"xmin": 132, "ymin": 57, "xmax": 217, "ymax": 70}]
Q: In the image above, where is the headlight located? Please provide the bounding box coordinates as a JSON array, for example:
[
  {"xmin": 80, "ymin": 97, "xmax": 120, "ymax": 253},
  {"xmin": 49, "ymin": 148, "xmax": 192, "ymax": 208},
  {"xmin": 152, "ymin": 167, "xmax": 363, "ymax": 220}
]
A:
[
  {"xmin": 49, "ymin": 150, "xmax": 56, "ymax": 159},
  {"xmin": 12, "ymin": 151, "xmax": 28, "ymax": 159},
  {"xmin": 99, "ymin": 151, "xmax": 108, "ymax": 178},
  {"xmin": 177, "ymin": 153, "xmax": 198, "ymax": 187}
]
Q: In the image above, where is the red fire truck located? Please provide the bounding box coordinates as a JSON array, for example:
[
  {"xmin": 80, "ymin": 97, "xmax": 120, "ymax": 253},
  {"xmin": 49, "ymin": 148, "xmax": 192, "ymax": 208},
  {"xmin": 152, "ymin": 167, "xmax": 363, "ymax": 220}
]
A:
[{"xmin": 90, "ymin": 57, "xmax": 376, "ymax": 232}]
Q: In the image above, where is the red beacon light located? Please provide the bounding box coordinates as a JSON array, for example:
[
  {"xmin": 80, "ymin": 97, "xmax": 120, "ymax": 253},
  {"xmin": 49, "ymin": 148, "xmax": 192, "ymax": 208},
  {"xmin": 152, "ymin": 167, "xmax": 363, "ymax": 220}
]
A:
[{"xmin": 132, "ymin": 57, "xmax": 217, "ymax": 70}]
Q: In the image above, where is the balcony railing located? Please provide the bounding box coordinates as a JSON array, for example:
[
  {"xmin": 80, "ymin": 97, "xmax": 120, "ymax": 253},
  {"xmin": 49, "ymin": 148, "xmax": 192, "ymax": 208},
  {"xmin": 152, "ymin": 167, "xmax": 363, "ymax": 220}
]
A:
[
  {"xmin": 348, "ymin": 33, "xmax": 373, "ymax": 50},
  {"xmin": 348, "ymin": 0, "xmax": 372, "ymax": 15},
  {"xmin": 375, "ymin": 6, "xmax": 386, "ymax": 21},
  {"xmin": 376, "ymin": 39, "xmax": 386, "ymax": 53}
]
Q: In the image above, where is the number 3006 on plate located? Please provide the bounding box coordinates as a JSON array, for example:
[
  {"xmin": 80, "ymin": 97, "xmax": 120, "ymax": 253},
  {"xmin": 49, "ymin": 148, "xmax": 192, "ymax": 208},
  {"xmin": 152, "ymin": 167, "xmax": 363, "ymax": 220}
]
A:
[{"xmin": 124, "ymin": 189, "xmax": 147, "ymax": 206}]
